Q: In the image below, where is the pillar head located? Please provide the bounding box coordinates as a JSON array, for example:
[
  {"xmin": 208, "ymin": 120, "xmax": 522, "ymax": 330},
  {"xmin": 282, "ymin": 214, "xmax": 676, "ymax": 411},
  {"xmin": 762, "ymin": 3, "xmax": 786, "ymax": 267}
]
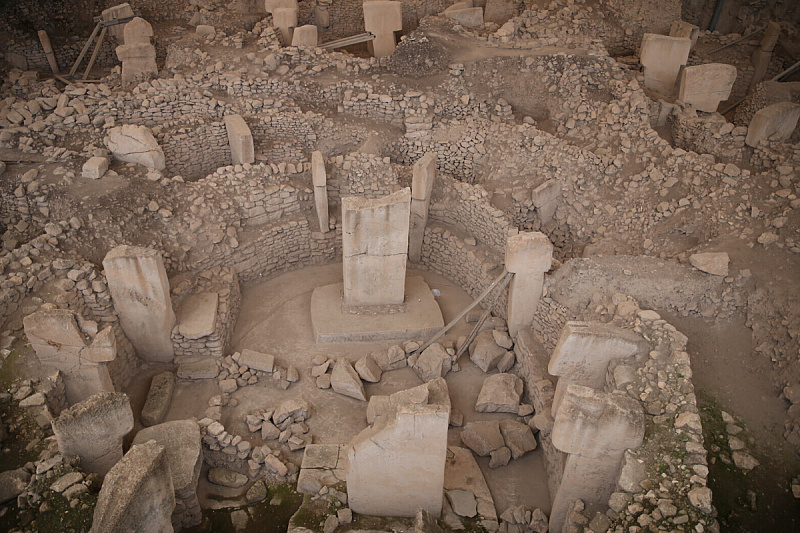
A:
[{"xmin": 505, "ymin": 231, "xmax": 553, "ymax": 274}]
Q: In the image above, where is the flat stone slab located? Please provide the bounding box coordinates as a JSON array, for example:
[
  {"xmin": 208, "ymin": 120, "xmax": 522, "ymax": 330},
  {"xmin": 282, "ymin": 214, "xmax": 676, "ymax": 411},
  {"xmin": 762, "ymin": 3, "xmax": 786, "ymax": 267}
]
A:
[
  {"xmin": 132, "ymin": 420, "xmax": 203, "ymax": 498},
  {"xmin": 140, "ymin": 371, "xmax": 175, "ymax": 427},
  {"xmin": 237, "ymin": 348, "xmax": 275, "ymax": 373},
  {"xmin": 177, "ymin": 293, "xmax": 218, "ymax": 339},
  {"xmin": 311, "ymin": 275, "xmax": 444, "ymax": 343},
  {"xmin": 444, "ymin": 446, "xmax": 499, "ymax": 527},
  {"xmin": 297, "ymin": 444, "xmax": 348, "ymax": 494},
  {"xmin": 177, "ymin": 358, "xmax": 219, "ymax": 379}
]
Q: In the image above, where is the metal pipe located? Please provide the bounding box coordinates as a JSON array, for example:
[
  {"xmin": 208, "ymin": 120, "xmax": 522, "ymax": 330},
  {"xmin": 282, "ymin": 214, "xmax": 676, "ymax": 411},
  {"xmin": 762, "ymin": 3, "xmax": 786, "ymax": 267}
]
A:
[{"xmin": 710, "ymin": 0, "xmax": 726, "ymax": 32}]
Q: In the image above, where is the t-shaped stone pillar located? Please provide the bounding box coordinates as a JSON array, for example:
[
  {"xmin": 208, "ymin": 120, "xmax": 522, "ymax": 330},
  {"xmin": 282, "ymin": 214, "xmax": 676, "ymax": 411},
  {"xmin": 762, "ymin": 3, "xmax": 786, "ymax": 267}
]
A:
[
  {"xmin": 408, "ymin": 153, "xmax": 436, "ymax": 263},
  {"xmin": 265, "ymin": 0, "xmax": 299, "ymax": 44},
  {"xmin": 103, "ymin": 246, "xmax": 176, "ymax": 363},
  {"xmin": 23, "ymin": 308, "xmax": 116, "ymax": 405},
  {"xmin": 312, "ymin": 151, "xmax": 329, "ymax": 233},
  {"xmin": 549, "ymin": 385, "xmax": 645, "ymax": 533},
  {"xmin": 116, "ymin": 17, "xmax": 158, "ymax": 86},
  {"xmin": 639, "ymin": 34, "xmax": 692, "ymax": 96},
  {"xmin": 223, "ymin": 114, "xmax": 255, "ymax": 165},
  {"xmin": 342, "ymin": 188, "xmax": 411, "ymax": 306},
  {"xmin": 548, "ymin": 321, "xmax": 649, "ymax": 416},
  {"xmin": 52, "ymin": 392, "xmax": 135, "ymax": 477},
  {"xmin": 363, "ymin": 1, "xmax": 403, "ymax": 59},
  {"xmin": 504, "ymin": 231, "xmax": 553, "ymax": 338}
]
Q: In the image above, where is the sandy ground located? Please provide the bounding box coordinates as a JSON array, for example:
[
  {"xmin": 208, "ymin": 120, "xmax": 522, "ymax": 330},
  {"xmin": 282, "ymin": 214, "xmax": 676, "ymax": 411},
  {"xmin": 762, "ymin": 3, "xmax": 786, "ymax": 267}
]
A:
[{"xmin": 124, "ymin": 263, "xmax": 551, "ymax": 515}]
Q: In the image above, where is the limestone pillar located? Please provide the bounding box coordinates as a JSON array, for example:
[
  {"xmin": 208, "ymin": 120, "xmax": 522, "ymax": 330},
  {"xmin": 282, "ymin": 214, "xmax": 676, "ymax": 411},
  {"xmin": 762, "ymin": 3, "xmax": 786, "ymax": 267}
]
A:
[
  {"xmin": 292, "ymin": 25, "xmax": 318, "ymax": 47},
  {"xmin": 90, "ymin": 440, "xmax": 175, "ymax": 533},
  {"xmin": 548, "ymin": 321, "xmax": 648, "ymax": 416},
  {"xmin": 266, "ymin": 0, "xmax": 299, "ymax": 44},
  {"xmin": 23, "ymin": 308, "xmax": 116, "ymax": 405},
  {"xmin": 116, "ymin": 17, "xmax": 158, "ymax": 86},
  {"xmin": 312, "ymin": 151, "xmax": 329, "ymax": 233},
  {"xmin": 669, "ymin": 20, "xmax": 699, "ymax": 48},
  {"xmin": 363, "ymin": 1, "xmax": 403, "ymax": 59},
  {"xmin": 103, "ymin": 246, "xmax": 176, "ymax": 363},
  {"xmin": 745, "ymin": 101, "xmax": 800, "ymax": 147},
  {"xmin": 677, "ymin": 63, "xmax": 737, "ymax": 113},
  {"xmin": 750, "ymin": 21, "xmax": 781, "ymax": 91},
  {"xmin": 639, "ymin": 34, "xmax": 692, "ymax": 95},
  {"xmin": 52, "ymin": 392, "xmax": 135, "ymax": 477},
  {"xmin": 342, "ymin": 188, "xmax": 411, "ymax": 306},
  {"xmin": 549, "ymin": 385, "xmax": 645, "ymax": 533},
  {"xmin": 504, "ymin": 231, "xmax": 553, "ymax": 338},
  {"xmin": 101, "ymin": 3, "xmax": 135, "ymax": 43},
  {"xmin": 347, "ymin": 379, "xmax": 450, "ymax": 517},
  {"xmin": 408, "ymin": 153, "xmax": 435, "ymax": 263},
  {"xmin": 223, "ymin": 114, "xmax": 255, "ymax": 165}
]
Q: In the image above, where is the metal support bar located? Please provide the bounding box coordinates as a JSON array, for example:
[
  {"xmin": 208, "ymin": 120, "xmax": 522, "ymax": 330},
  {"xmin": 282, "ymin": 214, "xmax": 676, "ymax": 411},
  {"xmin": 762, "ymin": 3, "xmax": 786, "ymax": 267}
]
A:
[
  {"xmin": 416, "ymin": 270, "xmax": 512, "ymax": 355},
  {"xmin": 453, "ymin": 272, "xmax": 515, "ymax": 364},
  {"xmin": 709, "ymin": 25, "xmax": 765, "ymax": 54},
  {"xmin": 321, "ymin": 32, "xmax": 375, "ymax": 50}
]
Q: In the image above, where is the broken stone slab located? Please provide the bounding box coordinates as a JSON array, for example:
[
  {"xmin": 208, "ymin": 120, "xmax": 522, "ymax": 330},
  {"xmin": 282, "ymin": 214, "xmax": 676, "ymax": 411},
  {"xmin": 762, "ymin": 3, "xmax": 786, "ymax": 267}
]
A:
[
  {"xmin": 237, "ymin": 348, "xmax": 275, "ymax": 373},
  {"xmin": 90, "ymin": 440, "xmax": 175, "ymax": 533},
  {"xmin": 447, "ymin": 489, "xmax": 478, "ymax": 517},
  {"xmin": 469, "ymin": 329, "xmax": 506, "ymax": 372},
  {"xmin": 475, "ymin": 373, "xmax": 523, "ymax": 413},
  {"xmin": 105, "ymin": 124, "xmax": 165, "ymax": 170},
  {"xmin": 82, "ymin": 156, "xmax": 109, "ymax": 180},
  {"xmin": 208, "ymin": 467, "xmax": 248, "ymax": 488},
  {"xmin": 50, "ymin": 471, "xmax": 83, "ymax": 493},
  {"xmin": 141, "ymin": 371, "xmax": 175, "ymax": 427},
  {"xmin": 176, "ymin": 292, "xmax": 218, "ymax": 340},
  {"xmin": 460, "ymin": 420, "xmax": 504, "ymax": 456},
  {"xmin": 177, "ymin": 358, "xmax": 219, "ymax": 379},
  {"xmin": 488, "ymin": 446, "xmax": 511, "ymax": 468},
  {"xmin": 499, "ymin": 419, "xmax": 537, "ymax": 459},
  {"xmin": 273, "ymin": 398, "xmax": 309, "ymax": 424},
  {"xmin": 409, "ymin": 152, "xmax": 436, "ymax": 263},
  {"xmin": 745, "ymin": 101, "xmax": 800, "ymax": 147},
  {"xmin": 374, "ymin": 345, "xmax": 407, "ymax": 371},
  {"xmin": 347, "ymin": 378, "xmax": 450, "ymax": 517},
  {"xmin": 132, "ymin": 419, "xmax": 203, "ymax": 500},
  {"xmin": 355, "ymin": 354, "xmax": 382, "ymax": 383},
  {"xmin": 330, "ymin": 359, "xmax": 366, "ymax": 401},
  {"xmin": 444, "ymin": 446, "xmax": 499, "ymax": 526},
  {"xmin": 52, "ymin": 392, "xmax": 134, "ymax": 476},
  {"xmin": 413, "ymin": 342, "xmax": 452, "ymax": 382},
  {"xmin": 689, "ymin": 252, "xmax": 729, "ymax": 276}
]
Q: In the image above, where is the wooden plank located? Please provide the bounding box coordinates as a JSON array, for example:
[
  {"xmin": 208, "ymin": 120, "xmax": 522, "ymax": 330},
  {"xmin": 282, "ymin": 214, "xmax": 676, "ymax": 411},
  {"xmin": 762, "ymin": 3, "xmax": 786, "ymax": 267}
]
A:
[
  {"xmin": 69, "ymin": 22, "xmax": 102, "ymax": 77},
  {"xmin": 37, "ymin": 30, "xmax": 60, "ymax": 75},
  {"xmin": 83, "ymin": 26, "xmax": 107, "ymax": 81}
]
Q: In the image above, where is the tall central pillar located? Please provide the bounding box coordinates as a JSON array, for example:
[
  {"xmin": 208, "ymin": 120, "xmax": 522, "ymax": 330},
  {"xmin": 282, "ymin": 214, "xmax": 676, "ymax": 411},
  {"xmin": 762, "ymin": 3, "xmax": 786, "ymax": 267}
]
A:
[{"xmin": 342, "ymin": 188, "xmax": 411, "ymax": 306}]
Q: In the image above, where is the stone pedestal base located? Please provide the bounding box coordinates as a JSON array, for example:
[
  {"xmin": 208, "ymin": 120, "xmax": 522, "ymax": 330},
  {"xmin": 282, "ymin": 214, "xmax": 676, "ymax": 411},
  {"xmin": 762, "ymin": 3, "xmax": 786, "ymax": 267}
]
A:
[{"xmin": 311, "ymin": 275, "xmax": 444, "ymax": 343}]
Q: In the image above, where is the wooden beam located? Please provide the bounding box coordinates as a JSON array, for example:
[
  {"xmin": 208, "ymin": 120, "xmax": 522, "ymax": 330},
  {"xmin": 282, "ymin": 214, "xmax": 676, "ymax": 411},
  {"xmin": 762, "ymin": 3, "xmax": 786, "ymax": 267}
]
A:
[
  {"xmin": 37, "ymin": 30, "xmax": 60, "ymax": 75},
  {"xmin": 83, "ymin": 26, "xmax": 107, "ymax": 81},
  {"xmin": 70, "ymin": 22, "xmax": 102, "ymax": 77}
]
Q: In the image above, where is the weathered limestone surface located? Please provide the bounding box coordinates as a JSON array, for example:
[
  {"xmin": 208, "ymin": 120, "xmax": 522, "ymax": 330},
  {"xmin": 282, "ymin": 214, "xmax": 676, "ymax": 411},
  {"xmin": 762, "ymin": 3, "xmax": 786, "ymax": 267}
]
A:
[
  {"xmin": 90, "ymin": 440, "xmax": 175, "ymax": 533},
  {"xmin": 445, "ymin": 7, "xmax": 484, "ymax": 28},
  {"xmin": 103, "ymin": 246, "xmax": 176, "ymax": 363},
  {"xmin": 745, "ymin": 101, "xmax": 800, "ymax": 147},
  {"xmin": 347, "ymin": 378, "xmax": 450, "ymax": 517},
  {"xmin": 505, "ymin": 231, "xmax": 553, "ymax": 338},
  {"xmin": 549, "ymin": 321, "xmax": 648, "ymax": 415},
  {"xmin": 363, "ymin": 1, "xmax": 403, "ymax": 58},
  {"xmin": 223, "ymin": 114, "xmax": 255, "ymax": 165},
  {"xmin": 549, "ymin": 385, "xmax": 645, "ymax": 533},
  {"xmin": 83, "ymin": 156, "xmax": 109, "ymax": 180},
  {"xmin": 640, "ymin": 34, "xmax": 692, "ymax": 95},
  {"xmin": 116, "ymin": 19, "xmax": 157, "ymax": 86},
  {"xmin": 105, "ymin": 125, "xmax": 166, "ymax": 170},
  {"xmin": 669, "ymin": 20, "xmax": 699, "ymax": 47},
  {"xmin": 291, "ymin": 25, "xmax": 318, "ymax": 47},
  {"xmin": 124, "ymin": 17, "xmax": 154, "ymax": 45},
  {"xmin": 272, "ymin": 7, "xmax": 298, "ymax": 44},
  {"xmin": 175, "ymin": 293, "xmax": 218, "ymax": 340},
  {"xmin": 342, "ymin": 188, "xmax": 411, "ymax": 306},
  {"xmin": 312, "ymin": 151, "xmax": 329, "ymax": 233},
  {"xmin": 101, "ymin": 3, "xmax": 135, "ymax": 42},
  {"xmin": 409, "ymin": 153, "xmax": 436, "ymax": 263},
  {"xmin": 475, "ymin": 373, "xmax": 523, "ymax": 413},
  {"xmin": 132, "ymin": 420, "xmax": 203, "ymax": 528},
  {"xmin": 678, "ymin": 64, "xmax": 737, "ymax": 112},
  {"xmin": 52, "ymin": 392, "xmax": 134, "ymax": 476},
  {"xmin": 331, "ymin": 359, "xmax": 366, "ymax": 401},
  {"xmin": 23, "ymin": 308, "xmax": 115, "ymax": 404},
  {"xmin": 141, "ymin": 371, "xmax": 175, "ymax": 427}
]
